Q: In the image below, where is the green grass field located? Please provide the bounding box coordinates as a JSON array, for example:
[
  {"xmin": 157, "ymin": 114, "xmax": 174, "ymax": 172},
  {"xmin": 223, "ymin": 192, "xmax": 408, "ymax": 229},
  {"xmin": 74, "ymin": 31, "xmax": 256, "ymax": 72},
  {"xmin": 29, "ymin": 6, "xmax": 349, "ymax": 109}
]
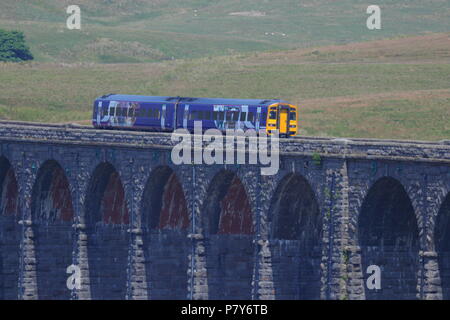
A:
[
  {"xmin": 1, "ymin": 33, "xmax": 449, "ymax": 140},
  {"xmin": 1, "ymin": 0, "xmax": 450, "ymax": 62}
]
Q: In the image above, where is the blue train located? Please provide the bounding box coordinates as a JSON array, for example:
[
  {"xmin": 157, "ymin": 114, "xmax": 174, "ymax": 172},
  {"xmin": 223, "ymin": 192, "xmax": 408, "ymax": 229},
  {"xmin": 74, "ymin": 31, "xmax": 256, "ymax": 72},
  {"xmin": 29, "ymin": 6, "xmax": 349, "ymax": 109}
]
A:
[{"xmin": 92, "ymin": 94, "xmax": 299, "ymax": 136}]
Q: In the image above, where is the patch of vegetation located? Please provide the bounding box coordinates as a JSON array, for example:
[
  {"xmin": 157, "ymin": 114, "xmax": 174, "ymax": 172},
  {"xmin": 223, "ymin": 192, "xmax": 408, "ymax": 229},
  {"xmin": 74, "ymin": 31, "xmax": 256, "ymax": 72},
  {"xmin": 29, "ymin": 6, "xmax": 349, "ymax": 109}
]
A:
[
  {"xmin": 0, "ymin": 29, "xmax": 33, "ymax": 62},
  {"xmin": 312, "ymin": 153, "xmax": 322, "ymax": 166}
]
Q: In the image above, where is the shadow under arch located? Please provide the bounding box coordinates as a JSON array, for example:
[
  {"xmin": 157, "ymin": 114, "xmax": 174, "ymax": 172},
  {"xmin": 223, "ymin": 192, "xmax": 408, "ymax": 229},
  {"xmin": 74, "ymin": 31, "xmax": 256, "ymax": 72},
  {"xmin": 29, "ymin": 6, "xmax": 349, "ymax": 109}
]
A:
[
  {"xmin": 85, "ymin": 162, "xmax": 129, "ymax": 300},
  {"xmin": 435, "ymin": 192, "xmax": 450, "ymax": 299},
  {"xmin": 268, "ymin": 173, "xmax": 322, "ymax": 300},
  {"xmin": 0, "ymin": 157, "xmax": 20, "ymax": 299},
  {"xmin": 31, "ymin": 160, "xmax": 74, "ymax": 299},
  {"xmin": 141, "ymin": 166, "xmax": 190, "ymax": 299},
  {"xmin": 203, "ymin": 170, "xmax": 254, "ymax": 300},
  {"xmin": 358, "ymin": 177, "xmax": 419, "ymax": 300}
]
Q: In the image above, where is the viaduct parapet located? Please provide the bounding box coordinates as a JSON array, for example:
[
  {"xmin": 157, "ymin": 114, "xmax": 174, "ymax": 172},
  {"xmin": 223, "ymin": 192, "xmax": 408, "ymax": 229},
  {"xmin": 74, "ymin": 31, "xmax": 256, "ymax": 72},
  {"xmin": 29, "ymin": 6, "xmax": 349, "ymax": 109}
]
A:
[{"xmin": 0, "ymin": 121, "xmax": 449, "ymax": 300}]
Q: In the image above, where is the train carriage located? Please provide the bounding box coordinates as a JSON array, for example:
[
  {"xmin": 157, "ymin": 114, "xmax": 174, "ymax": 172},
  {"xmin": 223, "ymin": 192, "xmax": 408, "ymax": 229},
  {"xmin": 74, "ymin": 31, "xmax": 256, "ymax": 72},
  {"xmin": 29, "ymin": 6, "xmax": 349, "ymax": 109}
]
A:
[{"xmin": 93, "ymin": 94, "xmax": 298, "ymax": 137}]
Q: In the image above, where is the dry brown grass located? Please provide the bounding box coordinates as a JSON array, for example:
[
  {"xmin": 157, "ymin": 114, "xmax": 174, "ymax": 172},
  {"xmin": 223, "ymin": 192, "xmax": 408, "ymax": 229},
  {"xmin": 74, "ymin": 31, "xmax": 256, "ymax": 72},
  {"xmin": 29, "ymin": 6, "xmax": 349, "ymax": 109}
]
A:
[{"xmin": 245, "ymin": 33, "xmax": 450, "ymax": 65}]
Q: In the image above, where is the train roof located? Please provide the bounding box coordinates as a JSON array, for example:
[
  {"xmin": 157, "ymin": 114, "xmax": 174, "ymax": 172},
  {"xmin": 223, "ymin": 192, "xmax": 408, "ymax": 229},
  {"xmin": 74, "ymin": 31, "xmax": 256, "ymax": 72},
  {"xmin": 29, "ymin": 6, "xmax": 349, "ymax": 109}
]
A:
[{"xmin": 96, "ymin": 94, "xmax": 287, "ymax": 106}]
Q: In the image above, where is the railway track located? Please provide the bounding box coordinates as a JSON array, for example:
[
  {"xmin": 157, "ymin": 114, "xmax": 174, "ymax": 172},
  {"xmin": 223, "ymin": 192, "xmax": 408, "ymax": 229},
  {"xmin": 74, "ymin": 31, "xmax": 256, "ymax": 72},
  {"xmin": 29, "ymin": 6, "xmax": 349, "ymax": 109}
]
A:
[{"xmin": 0, "ymin": 119, "xmax": 449, "ymax": 147}]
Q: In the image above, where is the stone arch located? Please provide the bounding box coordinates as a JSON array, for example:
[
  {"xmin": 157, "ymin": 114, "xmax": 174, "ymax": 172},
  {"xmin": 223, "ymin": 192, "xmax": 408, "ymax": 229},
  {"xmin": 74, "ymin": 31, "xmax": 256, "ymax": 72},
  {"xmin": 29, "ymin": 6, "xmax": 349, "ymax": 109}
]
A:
[
  {"xmin": 31, "ymin": 160, "xmax": 74, "ymax": 223},
  {"xmin": 142, "ymin": 166, "xmax": 189, "ymax": 230},
  {"xmin": 268, "ymin": 173, "xmax": 322, "ymax": 299},
  {"xmin": 30, "ymin": 160, "xmax": 74, "ymax": 299},
  {"xmin": 203, "ymin": 170, "xmax": 254, "ymax": 235},
  {"xmin": 203, "ymin": 169, "xmax": 254, "ymax": 299},
  {"xmin": 141, "ymin": 165, "xmax": 190, "ymax": 299},
  {"xmin": 85, "ymin": 162, "xmax": 129, "ymax": 226},
  {"xmin": 85, "ymin": 161, "xmax": 129, "ymax": 299},
  {"xmin": 0, "ymin": 156, "xmax": 20, "ymax": 299},
  {"xmin": 435, "ymin": 192, "xmax": 450, "ymax": 299},
  {"xmin": 0, "ymin": 157, "xmax": 19, "ymax": 217},
  {"xmin": 358, "ymin": 177, "xmax": 419, "ymax": 300}
]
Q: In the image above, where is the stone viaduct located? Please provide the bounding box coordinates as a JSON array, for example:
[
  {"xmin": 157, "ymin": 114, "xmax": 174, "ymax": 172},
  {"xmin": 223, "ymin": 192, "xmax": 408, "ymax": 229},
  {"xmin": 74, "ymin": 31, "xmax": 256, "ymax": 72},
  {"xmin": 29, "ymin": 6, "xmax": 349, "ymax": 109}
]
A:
[{"xmin": 0, "ymin": 121, "xmax": 449, "ymax": 300}]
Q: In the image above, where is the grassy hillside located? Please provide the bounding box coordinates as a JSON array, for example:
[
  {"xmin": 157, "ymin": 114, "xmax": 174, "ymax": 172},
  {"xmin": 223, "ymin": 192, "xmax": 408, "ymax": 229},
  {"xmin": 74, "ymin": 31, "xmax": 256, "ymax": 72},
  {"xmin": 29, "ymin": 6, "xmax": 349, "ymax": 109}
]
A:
[
  {"xmin": 0, "ymin": 33, "xmax": 449, "ymax": 140},
  {"xmin": 0, "ymin": 0, "xmax": 449, "ymax": 62}
]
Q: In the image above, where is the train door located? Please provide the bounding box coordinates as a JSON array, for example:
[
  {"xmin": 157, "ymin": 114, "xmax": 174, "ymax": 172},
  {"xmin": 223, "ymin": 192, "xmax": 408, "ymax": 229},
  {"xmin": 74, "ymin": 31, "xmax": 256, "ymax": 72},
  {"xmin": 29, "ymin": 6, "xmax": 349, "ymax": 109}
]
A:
[
  {"xmin": 224, "ymin": 106, "xmax": 240, "ymax": 130},
  {"xmin": 213, "ymin": 105, "xmax": 225, "ymax": 130},
  {"xmin": 125, "ymin": 102, "xmax": 137, "ymax": 126},
  {"xmin": 96, "ymin": 101, "xmax": 102, "ymax": 124},
  {"xmin": 256, "ymin": 106, "xmax": 261, "ymax": 131},
  {"xmin": 278, "ymin": 105, "xmax": 289, "ymax": 136},
  {"xmin": 237, "ymin": 105, "xmax": 248, "ymax": 130},
  {"xmin": 173, "ymin": 102, "xmax": 179, "ymax": 130},
  {"xmin": 160, "ymin": 104, "xmax": 167, "ymax": 130},
  {"xmin": 181, "ymin": 104, "xmax": 189, "ymax": 129},
  {"xmin": 108, "ymin": 101, "xmax": 118, "ymax": 126}
]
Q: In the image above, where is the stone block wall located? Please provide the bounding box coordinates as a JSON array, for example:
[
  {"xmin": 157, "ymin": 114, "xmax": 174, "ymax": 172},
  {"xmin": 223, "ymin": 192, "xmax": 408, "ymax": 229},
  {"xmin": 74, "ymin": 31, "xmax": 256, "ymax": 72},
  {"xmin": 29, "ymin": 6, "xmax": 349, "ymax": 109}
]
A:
[{"xmin": 0, "ymin": 122, "xmax": 448, "ymax": 299}]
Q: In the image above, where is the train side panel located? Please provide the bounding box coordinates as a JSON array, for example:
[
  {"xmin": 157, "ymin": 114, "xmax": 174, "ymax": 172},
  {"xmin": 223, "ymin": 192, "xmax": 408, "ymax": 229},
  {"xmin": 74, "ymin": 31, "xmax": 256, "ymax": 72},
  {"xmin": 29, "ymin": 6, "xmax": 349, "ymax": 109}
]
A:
[
  {"xmin": 93, "ymin": 96, "xmax": 274, "ymax": 134},
  {"xmin": 93, "ymin": 99, "xmax": 176, "ymax": 131},
  {"xmin": 177, "ymin": 103, "xmax": 267, "ymax": 132}
]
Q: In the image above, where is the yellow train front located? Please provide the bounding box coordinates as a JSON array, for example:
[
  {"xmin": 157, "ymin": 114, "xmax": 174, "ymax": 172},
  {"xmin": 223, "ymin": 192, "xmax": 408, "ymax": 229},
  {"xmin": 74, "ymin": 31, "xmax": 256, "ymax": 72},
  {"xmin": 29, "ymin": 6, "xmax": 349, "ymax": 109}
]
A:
[{"xmin": 265, "ymin": 103, "xmax": 298, "ymax": 137}]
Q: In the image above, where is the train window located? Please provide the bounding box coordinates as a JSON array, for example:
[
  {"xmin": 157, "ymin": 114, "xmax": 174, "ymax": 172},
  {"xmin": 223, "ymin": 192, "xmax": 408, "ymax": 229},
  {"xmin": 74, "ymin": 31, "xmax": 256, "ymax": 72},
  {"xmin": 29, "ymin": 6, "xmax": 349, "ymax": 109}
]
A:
[
  {"xmin": 269, "ymin": 111, "xmax": 277, "ymax": 120},
  {"xmin": 261, "ymin": 112, "xmax": 267, "ymax": 122},
  {"xmin": 240, "ymin": 112, "xmax": 247, "ymax": 121},
  {"xmin": 248, "ymin": 112, "xmax": 255, "ymax": 122},
  {"xmin": 109, "ymin": 107, "xmax": 115, "ymax": 116},
  {"xmin": 226, "ymin": 111, "xmax": 238, "ymax": 121},
  {"xmin": 149, "ymin": 108, "xmax": 154, "ymax": 118},
  {"xmin": 189, "ymin": 110, "xmax": 196, "ymax": 120},
  {"xmin": 289, "ymin": 112, "xmax": 296, "ymax": 121},
  {"xmin": 128, "ymin": 108, "xmax": 135, "ymax": 118},
  {"xmin": 204, "ymin": 111, "xmax": 211, "ymax": 120},
  {"xmin": 213, "ymin": 111, "xmax": 224, "ymax": 120}
]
